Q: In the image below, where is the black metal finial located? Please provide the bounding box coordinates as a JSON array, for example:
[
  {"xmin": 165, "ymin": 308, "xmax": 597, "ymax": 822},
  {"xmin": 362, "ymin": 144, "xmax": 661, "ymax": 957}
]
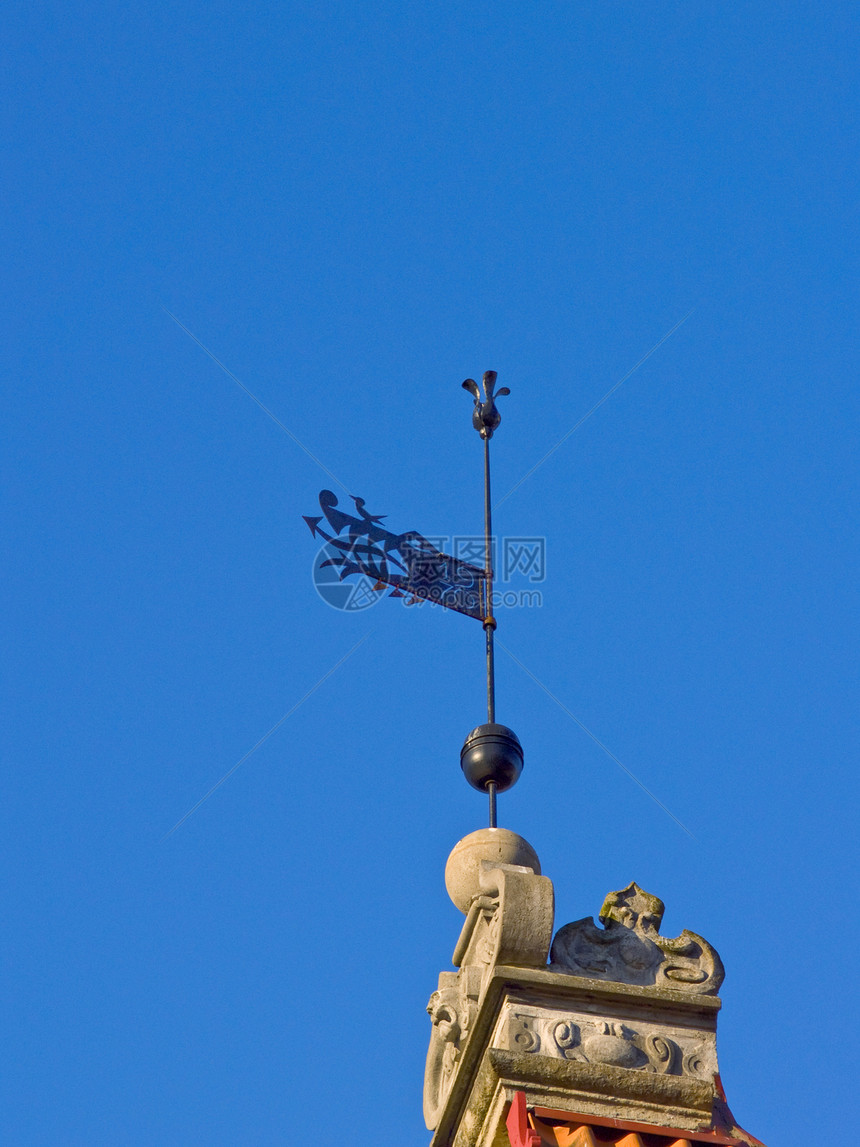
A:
[
  {"xmin": 459, "ymin": 371, "xmax": 522, "ymax": 828},
  {"xmin": 462, "ymin": 370, "xmax": 511, "ymax": 440},
  {"xmin": 460, "ymin": 724, "xmax": 524, "ymax": 793}
]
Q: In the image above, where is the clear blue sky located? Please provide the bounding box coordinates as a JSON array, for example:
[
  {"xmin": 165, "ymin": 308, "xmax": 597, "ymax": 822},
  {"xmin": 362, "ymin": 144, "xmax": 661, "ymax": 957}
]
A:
[{"xmin": 4, "ymin": 3, "xmax": 857, "ymax": 1143}]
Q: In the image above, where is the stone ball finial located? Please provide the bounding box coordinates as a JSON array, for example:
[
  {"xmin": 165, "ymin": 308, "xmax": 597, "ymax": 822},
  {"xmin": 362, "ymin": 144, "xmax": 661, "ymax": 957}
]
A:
[{"xmin": 444, "ymin": 828, "xmax": 541, "ymax": 914}]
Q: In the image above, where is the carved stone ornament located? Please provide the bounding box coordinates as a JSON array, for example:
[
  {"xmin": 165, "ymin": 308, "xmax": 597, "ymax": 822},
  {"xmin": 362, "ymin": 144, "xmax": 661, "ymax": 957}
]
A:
[
  {"xmin": 423, "ymin": 860, "xmax": 554, "ymax": 1130},
  {"xmin": 453, "ymin": 860, "xmax": 555, "ymax": 977},
  {"xmin": 550, "ymin": 882, "xmax": 724, "ymax": 995},
  {"xmin": 423, "ymin": 973, "xmax": 463, "ymax": 1130},
  {"xmin": 499, "ymin": 1005, "xmax": 717, "ymax": 1079}
]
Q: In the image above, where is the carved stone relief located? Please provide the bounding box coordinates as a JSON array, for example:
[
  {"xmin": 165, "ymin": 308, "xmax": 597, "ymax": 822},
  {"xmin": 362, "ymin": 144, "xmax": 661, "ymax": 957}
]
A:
[
  {"xmin": 497, "ymin": 1003, "xmax": 716, "ymax": 1080},
  {"xmin": 424, "ymin": 974, "xmax": 462, "ymax": 1129},
  {"xmin": 550, "ymin": 882, "xmax": 724, "ymax": 995}
]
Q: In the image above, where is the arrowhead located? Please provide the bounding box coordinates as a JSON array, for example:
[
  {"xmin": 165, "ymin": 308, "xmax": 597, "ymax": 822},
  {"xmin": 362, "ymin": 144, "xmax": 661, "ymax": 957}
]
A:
[{"xmin": 303, "ymin": 515, "xmax": 323, "ymax": 536}]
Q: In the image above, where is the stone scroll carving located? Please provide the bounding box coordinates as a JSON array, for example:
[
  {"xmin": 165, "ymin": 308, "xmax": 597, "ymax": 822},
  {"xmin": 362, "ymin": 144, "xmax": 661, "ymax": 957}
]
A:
[
  {"xmin": 550, "ymin": 882, "xmax": 724, "ymax": 995},
  {"xmin": 453, "ymin": 861, "xmax": 555, "ymax": 976}
]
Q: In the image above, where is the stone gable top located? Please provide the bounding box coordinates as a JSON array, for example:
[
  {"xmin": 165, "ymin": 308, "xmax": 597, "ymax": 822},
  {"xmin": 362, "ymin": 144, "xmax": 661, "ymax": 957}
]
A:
[{"xmin": 423, "ymin": 829, "xmax": 763, "ymax": 1147}]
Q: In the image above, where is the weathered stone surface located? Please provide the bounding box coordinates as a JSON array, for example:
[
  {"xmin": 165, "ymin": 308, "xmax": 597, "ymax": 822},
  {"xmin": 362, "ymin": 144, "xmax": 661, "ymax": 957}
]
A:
[
  {"xmin": 483, "ymin": 1049, "xmax": 715, "ymax": 1129},
  {"xmin": 550, "ymin": 882, "xmax": 724, "ymax": 996}
]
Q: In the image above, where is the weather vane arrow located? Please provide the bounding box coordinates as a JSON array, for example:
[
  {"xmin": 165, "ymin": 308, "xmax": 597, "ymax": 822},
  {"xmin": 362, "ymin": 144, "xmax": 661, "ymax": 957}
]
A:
[{"xmin": 302, "ymin": 370, "xmax": 524, "ymax": 828}]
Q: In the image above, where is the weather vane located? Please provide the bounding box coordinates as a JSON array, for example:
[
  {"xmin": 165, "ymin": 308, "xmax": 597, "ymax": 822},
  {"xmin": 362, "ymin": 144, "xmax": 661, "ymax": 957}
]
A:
[{"xmin": 303, "ymin": 370, "xmax": 524, "ymax": 828}]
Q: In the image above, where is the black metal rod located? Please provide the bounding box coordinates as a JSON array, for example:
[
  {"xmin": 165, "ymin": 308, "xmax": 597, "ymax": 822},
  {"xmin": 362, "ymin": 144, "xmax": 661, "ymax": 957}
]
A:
[
  {"xmin": 483, "ymin": 434, "xmax": 496, "ymax": 725},
  {"xmin": 487, "ymin": 780, "xmax": 497, "ymax": 828},
  {"xmin": 485, "ymin": 625, "xmax": 495, "ymax": 724}
]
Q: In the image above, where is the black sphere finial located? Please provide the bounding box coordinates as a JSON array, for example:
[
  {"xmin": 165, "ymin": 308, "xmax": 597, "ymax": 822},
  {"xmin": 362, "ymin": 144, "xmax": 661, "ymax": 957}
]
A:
[{"xmin": 460, "ymin": 723, "xmax": 524, "ymax": 795}]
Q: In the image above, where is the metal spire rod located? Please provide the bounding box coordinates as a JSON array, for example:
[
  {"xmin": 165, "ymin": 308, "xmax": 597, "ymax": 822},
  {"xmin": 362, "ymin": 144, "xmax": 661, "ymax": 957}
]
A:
[
  {"xmin": 484, "ymin": 433, "xmax": 496, "ymax": 725},
  {"xmin": 462, "ymin": 370, "xmax": 510, "ymax": 829},
  {"xmin": 484, "ymin": 434, "xmax": 497, "ymax": 827}
]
